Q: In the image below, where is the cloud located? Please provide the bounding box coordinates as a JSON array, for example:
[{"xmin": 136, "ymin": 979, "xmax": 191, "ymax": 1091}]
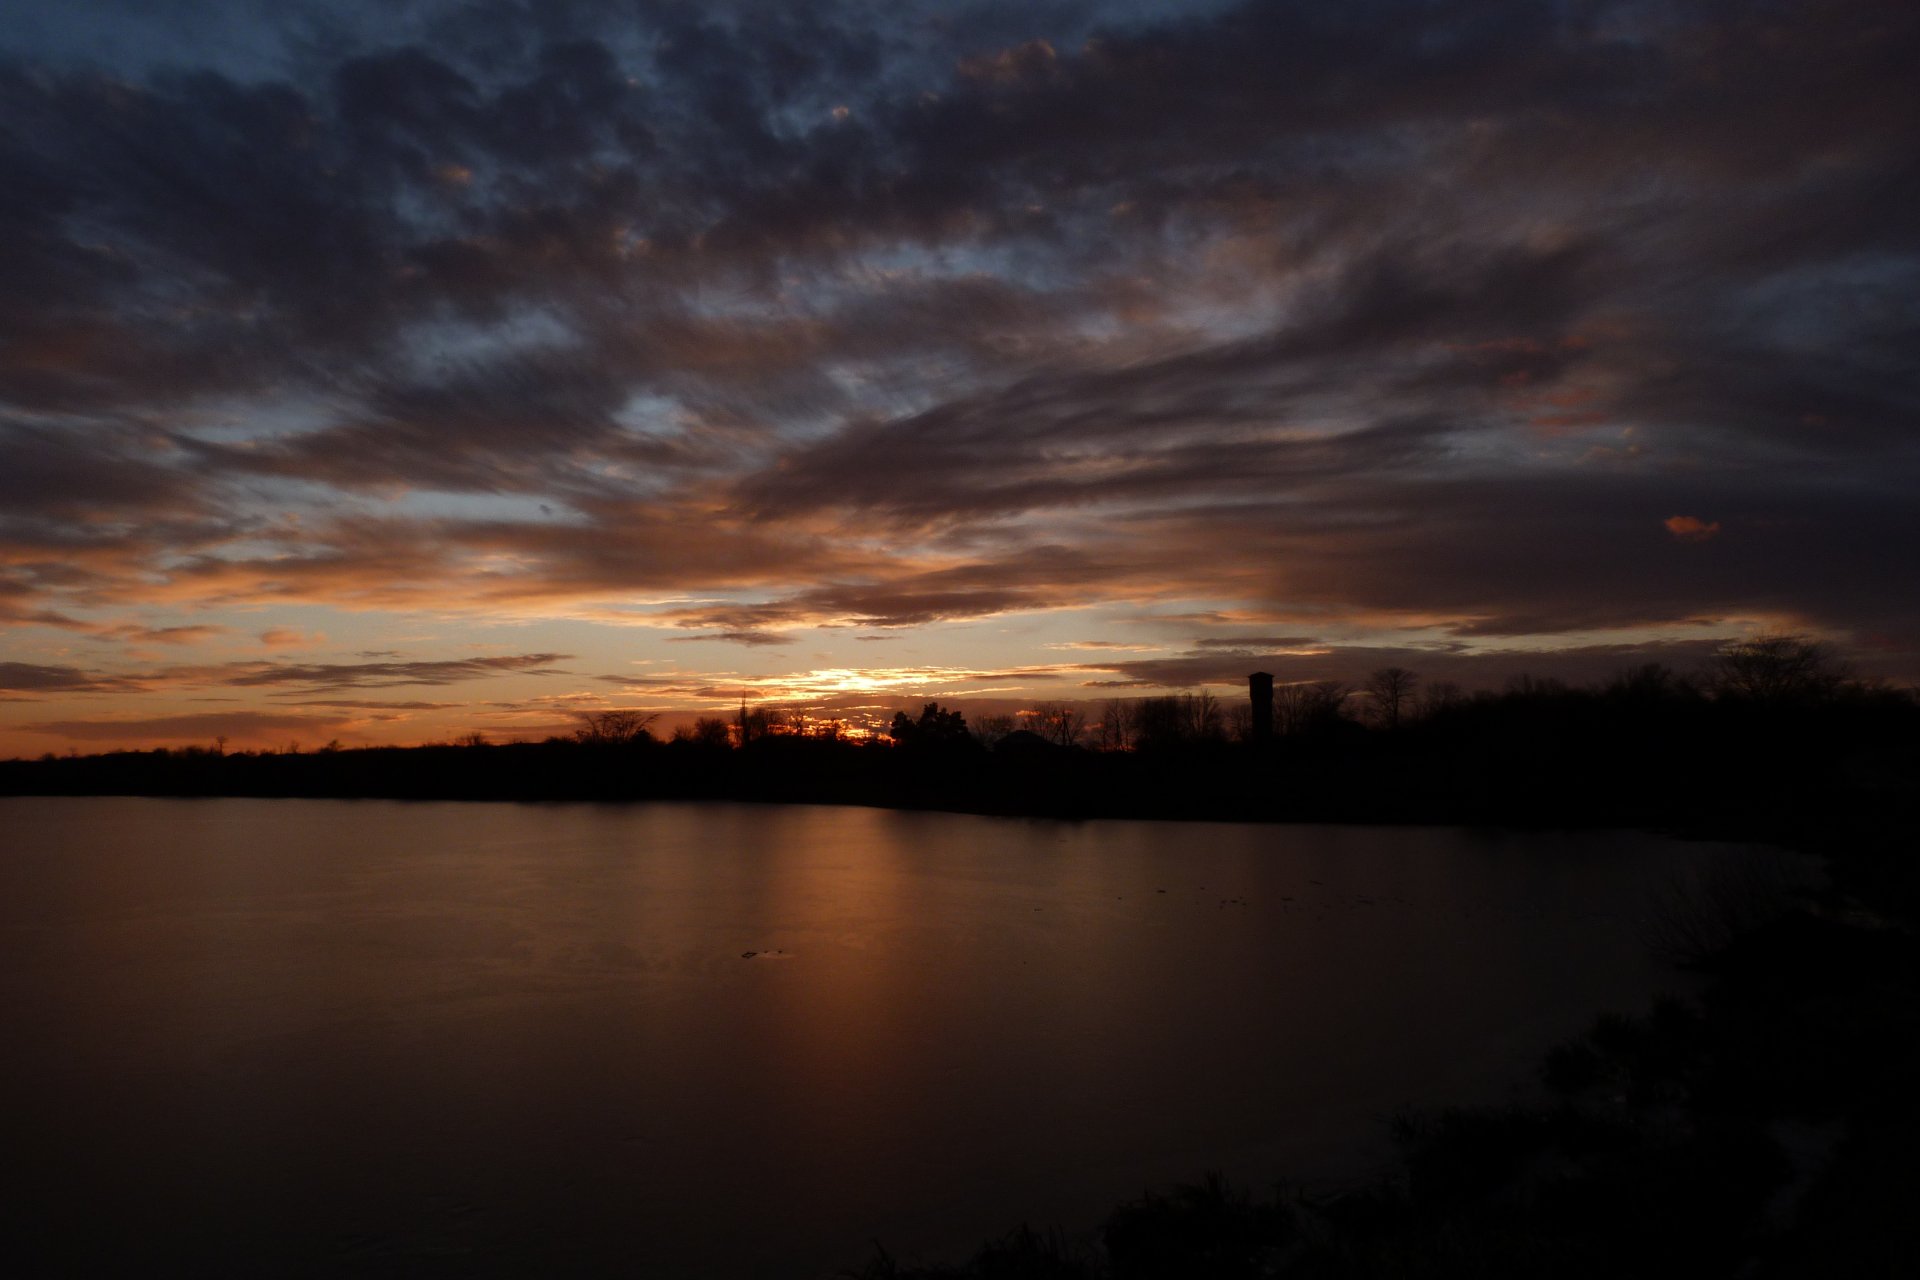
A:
[
  {"xmin": 0, "ymin": 662, "xmax": 137, "ymax": 694},
  {"xmin": 0, "ymin": 0, "xmax": 1915, "ymax": 708},
  {"xmin": 1664, "ymin": 515, "xmax": 1722, "ymax": 543},
  {"xmin": 21, "ymin": 711, "xmax": 354, "ymax": 744},
  {"xmin": 0, "ymin": 422, "xmax": 201, "ymax": 519},
  {"xmin": 259, "ymin": 628, "xmax": 321, "ymax": 647},
  {"xmin": 1190, "ymin": 636, "xmax": 1320, "ymax": 651},
  {"xmin": 666, "ymin": 630, "xmax": 798, "ymax": 647},
  {"xmin": 1, "ymin": 653, "xmax": 572, "ymax": 706},
  {"xmin": 289, "ymin": 699, "xmax": 460, "ymax": 711},
  {"xmin": 205, "ymin": 653, "xmax": 572, "ymax": 689},
  {"xmin": 93, "ymin": 624, "xmax": 230, "ymax": 645}
]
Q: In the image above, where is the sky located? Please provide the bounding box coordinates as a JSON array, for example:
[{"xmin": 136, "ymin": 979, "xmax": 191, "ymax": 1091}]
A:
[{"xmin": 1, "ymin": 0, "xmax": 1916, "ymax": 754}]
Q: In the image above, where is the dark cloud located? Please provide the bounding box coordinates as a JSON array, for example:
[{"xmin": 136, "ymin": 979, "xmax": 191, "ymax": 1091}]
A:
[
  {"xmin": 290, "ymin": 699, "xmax": 460, "ymax": 710},
  {"xmin": 204, "ymin": 348, "xmax": 637, "ymax": 494},
  {"xmin": 92, "ymin": 623, "xmax": 230, "ymax": 645},
  {"xmin": 209, "ymin": 653, "xmax": 572, "ymax": 689},
  {"xmin": 1191, "ymin": 636, "xmax": 1318, "ymax": 651},
  {"xmin": 666, "ymin": 630, "xmax": 796, "ymax": 647},
  {"xmin": 0, "ymin": 661, "xmax": 137, "ymax": 694},
  {"xmin": 0, "ymin": 421, "xmax": 199, "ymax": 520},
  {"xmin": 22, "ymin": 710, "xmax": 354, "ymax": 743},
  {"xmin": 1067, "ymin": 638, "xmax": 1738, "ymax": 694},
  {"xmin": 2, "ymin": 653, "xmax": 569, "ymax": 704}
]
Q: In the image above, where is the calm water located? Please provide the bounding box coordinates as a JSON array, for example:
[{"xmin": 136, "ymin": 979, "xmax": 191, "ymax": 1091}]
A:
[{"xmin": 0, "ymin": 797, "xmax": 1721, "ymax": 1276}]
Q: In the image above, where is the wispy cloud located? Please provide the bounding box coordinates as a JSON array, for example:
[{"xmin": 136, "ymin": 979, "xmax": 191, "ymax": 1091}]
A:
[
  {"xmin": 22, "ymin": 711, "xmax": 354, "ymax": 744},
  {"xmin": 0, "ymin": 662, "xmax": 140, "ymax": 695}
]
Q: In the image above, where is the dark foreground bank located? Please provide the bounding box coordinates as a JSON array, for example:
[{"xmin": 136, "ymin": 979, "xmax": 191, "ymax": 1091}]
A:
[{"xmin": 842, "ymin": 803, "xmax": 1920, "ymax": 1280}]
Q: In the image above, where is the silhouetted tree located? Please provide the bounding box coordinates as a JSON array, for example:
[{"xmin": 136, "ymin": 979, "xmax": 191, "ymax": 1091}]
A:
[
  {"xmin": 1417, "ymin": 680, "xmax": 1466, "ymax": 718},
  {"xmin": 972, "ymin": 713, "xmax": 1016, "ymax": 748},
  {"xmin": 1505, "ymin": 673, "xmax": 1569, "ymax": 697},
  {"xmin": 574, "ymin": 709, "xmax": 657, "ymax": 745},
  {"xmin": 1127, "ymin": 692, "xmax": 1228, "ymax": 748},
  {"xmin": 1183, "ymin": 690, "xmax": 1224, "ymax": 742},
  {"xmin": 1709, "ymin": 633, "xmax": 1846, "ymax": 702},
  {"xmin": 1022, "ymin": 702, "xmax": 1086, "ymax": 747},
  {"xmin": 1273, "ymin": 680, "xmax": 1350, "ymax": 736},
  {"xmin": 1605, "ymin": 663, "xmax": 1697, "ymax": 705},
  {"xmin": 1094, "ymin": 699, "xmax": 1134, "ymax": 751},
  {"xmin": 1132, "ymin": 695, "xmax": 1188, "ymax": 749},
  {"xmin": 1364, "ymin": 666, "xmax": 1419, "ymax": 730},
  {"xmin": 889, "ymin": 702, "xmax": 972, "ymax": 748},
  {"xmin": 734, "ymin": 701, "xmax": 783, "ymax": 746},
  {"xmin": 805, "ymin": 715, "xmax": 848, "ymax": 741}
]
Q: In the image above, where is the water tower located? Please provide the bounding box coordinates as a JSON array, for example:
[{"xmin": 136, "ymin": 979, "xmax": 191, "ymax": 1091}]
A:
[{"xmin": 1249, "ymin": 671, "xmax": 1273, "ymax": 743}]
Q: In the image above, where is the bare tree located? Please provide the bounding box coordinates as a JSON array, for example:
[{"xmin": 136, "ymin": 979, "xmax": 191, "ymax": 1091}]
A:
[
  {"xmin": 973, "ymin": 713, "xmax": 1016, "ymax": 748},
  {"xmin": 1123, "ymin": 691, "xmax": 1234, "ymax": 747},
  {"xmin": 1708, "ymin": 633, "xmax": 1847, "ymax": 702},
  {"xmin": 1184, "ymin": 690, "xmax": 1224, "ymax": 741},
  {"xmin": 1022, "ymin": 702, "xmax": 1086, "ymax": 747},
  {"xmin": 1093, "ymin": 699, "xmax": 1134, "ymax": 751},
  {"xmin": 1272, "ymin": 680, "xmax": 1350, "ymax": 736},
  {"xmin": 574, "ymin": 709, "xmax": 658, "ymax": 745},
  {"xmin": 1416, "ymin": 680, "xmax": 1466, "ymax": 718},
  {"xmin": 1607, "ymin": 664, "xmax": 1694, "ymax": 702},
  {"xmin": 1363, "ymin": 667, "xmax": 1419, "ymax": 730},
  {"xmin": 1132, "ymin": 695, "xmax": 1186, "ymax": 748},
  {"xmin": 733, "ymin": 701, "xmax": 786, "ymax": 745}
]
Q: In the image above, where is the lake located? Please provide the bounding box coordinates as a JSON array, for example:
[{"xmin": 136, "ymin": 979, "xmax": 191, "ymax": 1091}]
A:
[{"xmin": 0, "ymin": 797, "xmax": 1723, "ymax": 1276}]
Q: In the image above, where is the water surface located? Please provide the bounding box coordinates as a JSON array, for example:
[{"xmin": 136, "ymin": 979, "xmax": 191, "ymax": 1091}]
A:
[{"xmin": 0, "ymin": 797, "xmax": 1717, "ymax": 1276}]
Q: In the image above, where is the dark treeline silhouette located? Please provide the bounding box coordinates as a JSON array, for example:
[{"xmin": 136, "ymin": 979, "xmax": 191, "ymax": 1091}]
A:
[{"xmin": 5, "ymin": 639, "xmax": 1916, "ymax": 863}]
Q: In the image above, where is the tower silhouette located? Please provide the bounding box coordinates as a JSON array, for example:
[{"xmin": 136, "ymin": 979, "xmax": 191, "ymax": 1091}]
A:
[{"xmin": 1249, "ymin": 672, "xmax": 1273, "ymax": 743}]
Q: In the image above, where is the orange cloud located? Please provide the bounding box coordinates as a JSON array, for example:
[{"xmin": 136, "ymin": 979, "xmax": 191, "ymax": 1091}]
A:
[
  {"xmin": 958, "ymin": 39, "xmax": 1058, "ymax": 84},
  {"xmin": 1664, "ymin": 515, "xmax": 1722, "ymax": 542},
  {"xmin": 260, "ymin": 628, "xmax": 321, "ymax": 647},
  {"xmin": 21, "ymin": 710, "xmax": 355, "ymax": 746},
  {"xmin": 97, "ymin": 623, "xmax": 229, "ymax": 645}
]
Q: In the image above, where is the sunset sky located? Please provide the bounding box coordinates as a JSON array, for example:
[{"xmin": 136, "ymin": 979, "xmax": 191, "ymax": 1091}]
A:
[{"xmin": 2, "ymin": 0, "xmax": 1916, "ymax": 753}]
